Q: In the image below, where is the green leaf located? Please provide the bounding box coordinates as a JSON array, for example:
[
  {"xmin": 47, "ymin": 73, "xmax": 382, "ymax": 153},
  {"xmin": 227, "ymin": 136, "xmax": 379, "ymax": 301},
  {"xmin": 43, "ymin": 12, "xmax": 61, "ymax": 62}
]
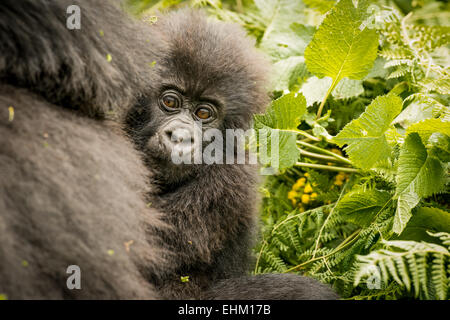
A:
[
  {"xmin": 337, "ymin": 189, "xmax": 392, "ymax": 227},
  {"xmin": 394, "ymin": 94, "xmax": 447, "ymax": 129},
  {"xmin": 256, "ymin": 128, "xmax": 300, "ymax": 171},
  {"xmin": 364, "ymin": 57, "xmax": 389, "ymax": 79},
  {"xmin": 395, "ymin": 191, "xmax": 420, "ymax": 235},
  {"xmin": 300, "ymin": 76, "xmax": 364, "ymax": 106},
  {"xmin": 396, "ymin": 133, "xmax": 446, "ymax": 197},
  {"xmin": 256, "ymin": 92, "xmax": 307, "ymax": 130},
  {"xmin": 394, "ymin": 133, "xmax": 446, "ymax": 234},
  {"xmin": 393, "ymin": 101, "xmax": 435, "ymax": 129},
  {"xmin": 305, "ymin": 0, "xmax": 378, "ymax": 83},
  {"xmin": 332, "ymin": 78, "xmax": 364, "ymax": 100},
  {"xmin": 428, "ymin": 133, "xmax": 450, "ymax": 162},
  {"xmin": 254, "ymin": 93, "xmax": 307, "ymax": 170},
  {"xmin": 333, "ymin": 94, "xmax": 403, "ymax": 169},
  {"xmin": 299, "ymin": 76, "xmax": 329, "ymax": 106},
  {"xmin": 399, "ymin": 207, "xmax": 450, "ymax": 242},
  {"xmin": 406, "ymin": 118, "xmax": 450, "ymax": 142},
  {"xmin": 272, "ymin": 56, "xmax": 308, "ymax": 91},
  {"xmin": 303, "ymin": 0, "xmax": 336, "ymax": 13},
  {"xmin": 256, "ymin": 0, "xmax": 311, "ymax": 60}
]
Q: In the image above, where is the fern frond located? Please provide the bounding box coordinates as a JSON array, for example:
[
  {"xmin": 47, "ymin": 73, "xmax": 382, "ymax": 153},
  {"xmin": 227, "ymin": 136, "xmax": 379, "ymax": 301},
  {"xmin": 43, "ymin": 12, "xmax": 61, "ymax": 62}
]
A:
[
  {"xmin": 354, "ymin": 239, "xmax": 450, "ymax": 299},
  {"xmin": 431, "ymin": 253, "xmax": 448, "ymax": 300},
  {"xmin": 379, "ymin": 47, "xmax": 412, "ymax": 60},
  {"xmin": 387, "ymin": 66, "xmax": 410, "ymax": 79},
  {"xmin": 384, "ymin": 59, "xmax": 414, "ymax": 68},
  {"xmin": 261, "ymin": 249, "xmax": 288, "ymax": 272}
]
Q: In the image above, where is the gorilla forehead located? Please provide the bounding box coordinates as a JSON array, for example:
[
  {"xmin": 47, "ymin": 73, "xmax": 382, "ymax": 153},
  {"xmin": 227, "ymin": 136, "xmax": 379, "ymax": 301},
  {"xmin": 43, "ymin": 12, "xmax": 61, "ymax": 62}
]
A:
[{"xmin": 154, "ymin": 10, "xmax": 270, "ymax": 121}]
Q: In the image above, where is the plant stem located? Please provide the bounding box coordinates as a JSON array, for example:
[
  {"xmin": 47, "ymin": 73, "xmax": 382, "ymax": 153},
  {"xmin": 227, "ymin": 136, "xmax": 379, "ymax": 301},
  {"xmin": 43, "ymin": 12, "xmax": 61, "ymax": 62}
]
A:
[
  {"xmin": 254, "ymin": 240, "xmax": 268, "ymax": 274},
  {"xmin": 283, "ymin": 129, "xmax": 320, "ymax": 142},
  {"xmin": 312, "ymin": 181, "xmax": 349, "ymax": 259},
  {"xmin": 316, "ymin": 77, "xmax": 339, "ymax": 119},
  {"xmin": 297, "ymin": 141, "xmax": 352, "ymax": 165},
  {"xmin": 296, "ymin": 162, "xmax": 359, "ymax": 173},
  {"xmin": 299, "ymin": 148, "xmax": 348, "ymax": 164},
  {"xmin": 236, "ymin": 0, "xmax": 243, "ymax": 13},
  {"xmin": 284, "ymin": 229, "xmax": 361, "ymax": 273}
]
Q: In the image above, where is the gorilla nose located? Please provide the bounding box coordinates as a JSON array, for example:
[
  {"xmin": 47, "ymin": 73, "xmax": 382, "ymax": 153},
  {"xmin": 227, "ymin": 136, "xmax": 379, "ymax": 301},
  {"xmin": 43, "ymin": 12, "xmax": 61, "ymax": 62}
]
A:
[{"xmin": 164, "ymin": 127, "xmax": 194, "ymax": 145}]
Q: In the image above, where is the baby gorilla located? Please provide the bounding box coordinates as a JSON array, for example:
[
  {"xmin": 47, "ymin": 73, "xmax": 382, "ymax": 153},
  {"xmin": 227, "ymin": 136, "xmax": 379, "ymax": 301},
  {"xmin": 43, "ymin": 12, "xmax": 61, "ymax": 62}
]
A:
[
  {"xmin": 126, "ymin": 11, "xmax": 338, "ymax": 299},
  {"xmin": 0, "ymin": 0, "xmax": 336, "ymax": 299}
]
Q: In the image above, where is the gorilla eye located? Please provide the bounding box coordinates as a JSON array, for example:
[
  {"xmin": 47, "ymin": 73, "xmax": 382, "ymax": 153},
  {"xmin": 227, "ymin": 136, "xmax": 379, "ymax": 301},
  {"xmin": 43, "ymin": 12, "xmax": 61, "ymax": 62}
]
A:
[
  {"xmin": 195, "ymin": 106, "xmax": 214, "ymax": 121},
  {"xmin": 160, "ymin": 91, "xmax": 181, "ymax": 111}
]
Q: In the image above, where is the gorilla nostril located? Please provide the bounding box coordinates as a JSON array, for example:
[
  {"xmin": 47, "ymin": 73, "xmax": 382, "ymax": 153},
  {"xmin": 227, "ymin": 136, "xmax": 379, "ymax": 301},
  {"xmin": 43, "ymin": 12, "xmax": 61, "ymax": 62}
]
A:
[
  {"xmin": 167, "ymin": 128, "xmax": 194, "ymax": 144},
  {"xmin": 165, "ymin": 129, "xmax": 173, "ymax": 141}
]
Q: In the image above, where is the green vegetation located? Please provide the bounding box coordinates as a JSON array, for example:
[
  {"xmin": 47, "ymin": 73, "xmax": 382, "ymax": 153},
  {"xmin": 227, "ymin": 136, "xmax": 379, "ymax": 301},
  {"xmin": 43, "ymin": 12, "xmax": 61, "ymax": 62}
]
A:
[{"xmin": 129, "ymin": 0, "xmax": 449, "ymax": 299}]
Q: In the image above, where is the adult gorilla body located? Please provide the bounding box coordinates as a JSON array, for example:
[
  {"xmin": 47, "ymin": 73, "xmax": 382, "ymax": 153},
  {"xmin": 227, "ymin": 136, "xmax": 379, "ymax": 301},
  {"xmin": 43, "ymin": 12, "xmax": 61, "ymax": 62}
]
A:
[
  {"xmin": 0, "ymin": 0, "xmax": 169, "ymax": 299},
  {"xmin": 0, "ymin": 0, "xmax": 338, "ymax": 299}
]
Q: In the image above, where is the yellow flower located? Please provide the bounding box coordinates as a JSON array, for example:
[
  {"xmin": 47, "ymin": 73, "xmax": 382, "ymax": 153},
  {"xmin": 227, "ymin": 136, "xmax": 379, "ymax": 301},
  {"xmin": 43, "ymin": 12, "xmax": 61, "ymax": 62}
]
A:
[
  {"xmin": 301, "ymin": 194, "xmax": 310, "ymax": 204},
  {"xmin": 293, "ymin": 177, "xmax": 306, "ymax": 190},
  {"xmin": 288, "ymin": 190, "xmax": 298, "ymax": 200},
  {"xmin": 304, "ymin": 183, "xmax": 313, "ymax": 194},
  {"xmin": 311, "ymin": 192, "xmax": 318, "ymax": 200},
  {"xmin": 288, "ymin": 190, "xmax": 298, "ymax": 206},
  {"xmin": 304, "ymin": 172, "xmax": 310, "ymax": 177},
  {"xmin": 336, "ymin": 172, "xmax": 346, "ymax": 181},
  {"xmin": 334, "ymin": 179, "xmax": 344, "ymax": 186}
]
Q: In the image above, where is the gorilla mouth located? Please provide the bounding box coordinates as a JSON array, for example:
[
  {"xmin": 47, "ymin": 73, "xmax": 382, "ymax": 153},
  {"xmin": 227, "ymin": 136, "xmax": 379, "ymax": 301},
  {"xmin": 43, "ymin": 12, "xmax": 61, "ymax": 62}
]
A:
[{"xmin": 148, "ymin": 132, "xmax": 199, "ymax": 165}]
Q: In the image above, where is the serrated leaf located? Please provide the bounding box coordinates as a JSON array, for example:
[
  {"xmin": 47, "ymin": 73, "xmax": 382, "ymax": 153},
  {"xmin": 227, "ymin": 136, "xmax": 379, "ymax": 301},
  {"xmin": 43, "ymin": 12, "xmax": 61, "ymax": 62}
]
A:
[
  {"xmin": 333, "ymin": 94, "xmax": 403, "ymax": 169},
  {"xmin": 299, "ymin": 76, "xmax": 329, "ymax": 106},
  {"xmin": 395, "ymin": 191, "xmax": 420, "ymax": 235},
  {"xmin": 303, "ymin": 0, "xmax": 336, "ymax": 13},
  {"xmin": 428, "ymin": 133, "xmax": 450, "ymax": 162},
  {"xmin": 406, "ymin": 118, "xmax": 450, "ymax": 142},
  {"xmin": 364, "ymin": 57, "xmax": 389, "ymax": 79},
  {"xmin": 300, "ymin": 76, "xmax": 364, "ymax": 106},
  {"xmin": 304, "ymin": 0, "xmax": 378, "ymax": 83},
  {"xmin": 256, "ymin": 0, "xmax": 311, "ymax": 60},
  {"xmin": 394, "ymin": 133, "xmax": 446, "ymax": 234},
  {"xmin": 272, "ymin": 56, "xmax": 308, "ymax": 91},
  {"xmin": 261, "ymin": 92, "xmax": 307, "ymax": 130},
  {"xmin": 254, "ymin": 93, "xmax": 307, "ymax": 170},
  {"xmin": 396, "ymin": 133, "xmax": 446, "ymax": 197},
  {"xmin": 332, "ymin": 78, "xmax": 364, "ymax": 99},
  {"xmin": 393, "ymin": 100, "xmax": 435, "ymax": 129},
  {"xmin": 337, "ymin": 189, "xmax": 392, "ymax": 227}
]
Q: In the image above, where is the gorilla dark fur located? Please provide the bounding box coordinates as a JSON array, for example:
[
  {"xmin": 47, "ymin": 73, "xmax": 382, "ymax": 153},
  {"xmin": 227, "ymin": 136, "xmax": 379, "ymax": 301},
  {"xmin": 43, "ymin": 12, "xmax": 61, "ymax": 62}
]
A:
[{"xmin": 0, "ymin": 0, "xmax": 338, "ymax": 300}]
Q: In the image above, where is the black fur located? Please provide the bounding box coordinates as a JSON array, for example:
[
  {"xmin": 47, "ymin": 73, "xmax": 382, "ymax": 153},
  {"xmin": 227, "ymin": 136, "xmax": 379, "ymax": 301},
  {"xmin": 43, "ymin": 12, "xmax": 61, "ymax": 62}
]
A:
[
  {"xmin": 125, "ymin": 11, "xmax": 338, "ymax": 299},
  {"xmin": 0, "ymin": 0, "xmax": 168, "ymax": 299},
  {"xmin": 124, "ymin": 10, "xmax": 269, "ymax": 298},
  {"xmin": 0, "ymin": 0, "xmax": 338, "ymax": 299},
  {"xmin": 205, "ymin": 274, "xmax": 339, "ymax": 300}
]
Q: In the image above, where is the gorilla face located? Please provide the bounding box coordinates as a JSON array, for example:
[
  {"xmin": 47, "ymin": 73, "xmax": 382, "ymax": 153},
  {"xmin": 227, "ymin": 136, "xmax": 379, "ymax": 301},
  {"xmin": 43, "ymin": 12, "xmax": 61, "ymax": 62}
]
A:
[
  {"xmin": 125, "ymin": 10, "xmax": 270, "ymax": 179},
  {"xmin": 141, "ymin": 84, "xmax": 225, "ymax": 165}
]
